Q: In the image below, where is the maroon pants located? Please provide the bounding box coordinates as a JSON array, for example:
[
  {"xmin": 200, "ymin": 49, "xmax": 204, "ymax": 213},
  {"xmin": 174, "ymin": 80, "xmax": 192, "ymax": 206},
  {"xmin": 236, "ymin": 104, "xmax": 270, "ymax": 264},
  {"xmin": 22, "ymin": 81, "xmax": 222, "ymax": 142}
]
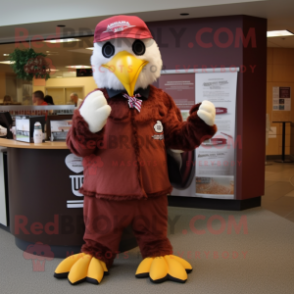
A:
[{"xmin": 81, "ymin": 195, "xmax": 173, "ymax": 269}]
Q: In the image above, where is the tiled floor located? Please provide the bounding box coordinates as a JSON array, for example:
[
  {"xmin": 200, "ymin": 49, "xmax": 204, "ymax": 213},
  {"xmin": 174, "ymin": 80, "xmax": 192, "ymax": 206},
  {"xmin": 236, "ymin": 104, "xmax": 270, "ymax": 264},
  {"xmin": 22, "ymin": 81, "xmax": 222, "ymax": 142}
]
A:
[{"xmin": 262, "ymin": 160, "xmax": 294, "ymax": 223}]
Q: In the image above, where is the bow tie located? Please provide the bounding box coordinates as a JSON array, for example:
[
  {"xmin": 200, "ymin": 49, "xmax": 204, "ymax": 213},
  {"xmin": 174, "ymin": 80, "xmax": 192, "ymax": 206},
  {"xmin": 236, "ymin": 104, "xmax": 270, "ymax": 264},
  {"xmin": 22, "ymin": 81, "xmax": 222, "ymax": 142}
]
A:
[{"xmin": 122, "ymin": 93, "xmax": 143, "ymax": 112}]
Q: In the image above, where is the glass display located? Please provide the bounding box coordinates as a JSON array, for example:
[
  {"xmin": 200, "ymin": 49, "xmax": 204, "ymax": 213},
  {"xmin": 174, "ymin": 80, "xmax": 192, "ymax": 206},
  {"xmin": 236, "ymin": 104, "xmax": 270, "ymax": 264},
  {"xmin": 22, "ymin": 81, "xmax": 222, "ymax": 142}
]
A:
[{"xmin": 0, "ymin": 36, "xmax": 95, "ymax": 105}]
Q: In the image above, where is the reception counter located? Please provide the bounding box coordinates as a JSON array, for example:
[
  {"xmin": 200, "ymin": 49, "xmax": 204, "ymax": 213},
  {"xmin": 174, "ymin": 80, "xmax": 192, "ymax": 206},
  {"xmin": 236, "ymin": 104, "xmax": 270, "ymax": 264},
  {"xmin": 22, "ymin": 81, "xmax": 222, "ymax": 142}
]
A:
[
  {"xmin": 0, "ymin": 138, "xmax": 137, "ymax": 258},
  {"xmin": 0, "ymin": 139, "xmax": 68, "ymax": 149}
]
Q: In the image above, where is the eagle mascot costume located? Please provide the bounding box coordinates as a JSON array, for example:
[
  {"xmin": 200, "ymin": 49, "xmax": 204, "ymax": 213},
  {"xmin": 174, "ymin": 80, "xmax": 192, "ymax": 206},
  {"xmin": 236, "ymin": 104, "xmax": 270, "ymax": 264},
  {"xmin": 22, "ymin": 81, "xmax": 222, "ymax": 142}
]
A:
[{"xmin": 54, "ymin": 15, "xmax": 217, "ymax": 285}]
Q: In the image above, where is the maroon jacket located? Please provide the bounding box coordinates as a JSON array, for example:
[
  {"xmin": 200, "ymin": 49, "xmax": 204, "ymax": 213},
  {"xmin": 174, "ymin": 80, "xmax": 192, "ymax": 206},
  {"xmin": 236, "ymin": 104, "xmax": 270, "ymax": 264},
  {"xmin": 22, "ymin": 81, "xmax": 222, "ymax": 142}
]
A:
[{"xmin": 67, "ymin": 85, "xmax": 217, "ymax": 201}]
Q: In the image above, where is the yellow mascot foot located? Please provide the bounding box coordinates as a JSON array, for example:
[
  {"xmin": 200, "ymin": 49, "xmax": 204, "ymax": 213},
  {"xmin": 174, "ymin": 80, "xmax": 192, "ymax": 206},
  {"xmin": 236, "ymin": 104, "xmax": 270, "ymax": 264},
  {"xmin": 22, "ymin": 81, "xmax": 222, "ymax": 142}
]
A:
[
  {"xmin": 135, "ymin": 255, "xmax": 192, "ymax": 283},
  {"xmin": 54, "ymin": 253, "xmax": 108, "ymax": 285}
]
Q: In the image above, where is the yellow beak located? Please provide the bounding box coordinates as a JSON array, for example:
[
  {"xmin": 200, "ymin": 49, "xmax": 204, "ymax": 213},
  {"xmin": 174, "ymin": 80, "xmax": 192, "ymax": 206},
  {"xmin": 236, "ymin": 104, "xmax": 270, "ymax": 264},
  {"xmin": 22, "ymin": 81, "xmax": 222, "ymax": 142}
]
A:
[{"xmin": 102, "ymin": 51, "xmax": 148, "ymax": 96}]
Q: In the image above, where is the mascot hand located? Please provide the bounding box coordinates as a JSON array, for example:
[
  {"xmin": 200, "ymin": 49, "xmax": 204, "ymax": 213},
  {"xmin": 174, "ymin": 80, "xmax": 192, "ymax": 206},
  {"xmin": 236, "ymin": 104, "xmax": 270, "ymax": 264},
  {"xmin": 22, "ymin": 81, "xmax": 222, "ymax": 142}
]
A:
[
  {"xmin": 197, "ymin": 100, "xmax": 216, "ymax": 126},
  {"xmin": 80, "ymin": 91, "xmax": 111, "ymax": 133}
]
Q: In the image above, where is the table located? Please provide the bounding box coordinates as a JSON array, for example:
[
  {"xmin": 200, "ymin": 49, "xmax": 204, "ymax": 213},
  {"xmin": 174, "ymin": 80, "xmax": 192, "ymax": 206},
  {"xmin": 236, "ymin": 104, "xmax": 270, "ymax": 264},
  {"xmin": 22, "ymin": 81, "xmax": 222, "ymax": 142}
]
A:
[{"xmin": 272, "ymin": 121, "xmax": 293, "ymax": 163}]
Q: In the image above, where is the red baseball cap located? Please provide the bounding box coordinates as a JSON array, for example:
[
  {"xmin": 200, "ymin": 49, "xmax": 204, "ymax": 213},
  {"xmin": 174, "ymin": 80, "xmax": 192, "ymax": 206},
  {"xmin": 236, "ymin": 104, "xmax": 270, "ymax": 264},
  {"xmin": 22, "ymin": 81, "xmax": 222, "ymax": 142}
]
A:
[{"xmin": 94, "ymin": 15, "xmax": 153, "ymax": 43}]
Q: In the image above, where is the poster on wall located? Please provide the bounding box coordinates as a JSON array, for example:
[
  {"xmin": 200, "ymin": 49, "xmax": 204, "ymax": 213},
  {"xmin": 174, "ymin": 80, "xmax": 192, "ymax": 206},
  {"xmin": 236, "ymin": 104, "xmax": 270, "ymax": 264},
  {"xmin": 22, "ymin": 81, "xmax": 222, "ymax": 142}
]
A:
[
  {"xmin": 194, "ymin": 71, "xmax": 238, "ymax": 200},
  {"xmin": 159, "ymin": 72, "xmax": 196, "ymax": 197},
  {"xmin": 0, "ymin": 147, "xmax": 8, "ymax": 226},
  {"xmin": 273, "ymin": 87, "xmax": 291, "ymax": 111},
  {"xmin": 159, "ymin": 73, "xmax": 195, "ymax": 121},
  {"xmin": 159, "ymin": 69, "xmax": 238, "ymax": 199}
]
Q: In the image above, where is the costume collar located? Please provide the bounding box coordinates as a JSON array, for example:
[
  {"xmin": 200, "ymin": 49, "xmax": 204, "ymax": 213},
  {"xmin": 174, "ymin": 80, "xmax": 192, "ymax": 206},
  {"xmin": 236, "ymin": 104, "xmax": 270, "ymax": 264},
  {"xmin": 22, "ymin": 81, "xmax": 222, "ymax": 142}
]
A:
[{"xmin": 106, "ymin": 86, "xmax": 150, "ymax": 100}]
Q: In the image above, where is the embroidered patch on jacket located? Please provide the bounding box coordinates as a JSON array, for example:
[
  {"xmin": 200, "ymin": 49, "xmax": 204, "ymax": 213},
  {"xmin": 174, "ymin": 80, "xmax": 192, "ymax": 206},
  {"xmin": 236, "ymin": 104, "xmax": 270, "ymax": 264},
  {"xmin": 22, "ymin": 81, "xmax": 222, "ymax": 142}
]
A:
[
  {"xmin": 154, "ymin": 120, "xmax": 163, "ymax": 133},
  {"xmin": 152, "ymin": 134, "xmax": 164, "ymax": 140}
]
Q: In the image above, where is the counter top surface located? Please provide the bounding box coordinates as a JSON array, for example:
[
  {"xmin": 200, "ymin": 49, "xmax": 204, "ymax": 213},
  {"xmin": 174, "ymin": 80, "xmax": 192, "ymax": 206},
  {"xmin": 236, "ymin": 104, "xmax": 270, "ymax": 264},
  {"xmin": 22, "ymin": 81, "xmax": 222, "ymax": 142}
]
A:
[{"xmin": 0, "ymin": 138, "xmax": 68, "ymax": 149}]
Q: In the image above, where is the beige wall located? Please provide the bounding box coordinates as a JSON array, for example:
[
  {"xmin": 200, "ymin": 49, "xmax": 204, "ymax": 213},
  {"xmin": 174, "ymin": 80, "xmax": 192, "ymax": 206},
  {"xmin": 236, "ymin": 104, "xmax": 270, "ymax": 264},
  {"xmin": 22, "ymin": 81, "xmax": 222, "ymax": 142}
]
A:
[
  {"xmin": 266, "ymin": 48, "xmax": 294, "ymax": 156},
  {"xmin": 33, "ymin": 85, "xmax": 46, "ymax": 93},
  {"xmin": 45, "ymin": 77, "xmax": 97, "ymax": 98},
  {"xmin": 33, "ymin": 77, "xmax": 97, "ymax": 101}
]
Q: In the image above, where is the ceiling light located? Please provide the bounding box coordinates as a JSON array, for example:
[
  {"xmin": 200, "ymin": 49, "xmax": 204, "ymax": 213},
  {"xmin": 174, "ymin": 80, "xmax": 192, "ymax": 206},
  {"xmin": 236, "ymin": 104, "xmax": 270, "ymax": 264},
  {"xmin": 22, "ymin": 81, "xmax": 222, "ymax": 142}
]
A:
[
  {"xmin": 3, "ymin": 53, "xmax": 10, "ymax": 56},
  {"xmin": 0, "ymin": 61, "xmax": 15, "ymax": 64},
  {"xmin": 86, "ymin": 47, "xmax": 94, "ymax": 50},
  {"xmin": 43, "ymin": 38, "xmax": 80, "ymax": 43},
  {"xmin": 180, "ymin": 13, "xmax": 189, "ymax": 16},
  {"xmin": 65, "ymin": 65, "xmax": 92, "ymax": 69},
  {"xmin": 267, "ymin": 30, "xmax": 293, "ymax": 37}
]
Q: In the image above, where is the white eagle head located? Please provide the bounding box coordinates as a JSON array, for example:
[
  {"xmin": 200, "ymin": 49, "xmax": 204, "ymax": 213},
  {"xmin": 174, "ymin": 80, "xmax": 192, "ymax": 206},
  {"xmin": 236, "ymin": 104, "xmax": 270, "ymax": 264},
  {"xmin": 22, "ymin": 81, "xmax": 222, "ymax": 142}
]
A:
[{"xmin": 91, "ymin": 16, "xmax": 162, "ymax": 96}]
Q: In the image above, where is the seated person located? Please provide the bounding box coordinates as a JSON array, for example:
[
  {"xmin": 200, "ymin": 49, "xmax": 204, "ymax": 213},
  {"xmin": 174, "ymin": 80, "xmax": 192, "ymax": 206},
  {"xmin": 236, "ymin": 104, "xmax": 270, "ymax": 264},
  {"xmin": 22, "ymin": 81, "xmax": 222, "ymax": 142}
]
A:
[
  {"xmin": 3, "ymin": 95, "xmax": 12, "ymax": 105},
  {"xmin": 69, "ymin": 93, "xmax": 79, "ymax": 106},
  {"xmin": 44, "ymin": 95, "xmax": 55, "ymax": 105},
  {"xmin": 32, "ymin": 91, "xmax": 48, "ymax": 106},
  {"xmin": 32, "ymin": 91, "xmax": 48, "ymax": 119}
]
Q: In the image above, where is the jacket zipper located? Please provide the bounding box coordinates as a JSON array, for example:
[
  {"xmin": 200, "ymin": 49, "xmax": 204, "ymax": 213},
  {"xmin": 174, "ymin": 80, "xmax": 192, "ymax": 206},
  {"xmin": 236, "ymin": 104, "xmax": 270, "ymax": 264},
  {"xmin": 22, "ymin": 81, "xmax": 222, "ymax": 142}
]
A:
[{"xmin": 130, "ymin": 109, "xmax": 148, "ymax": 199}]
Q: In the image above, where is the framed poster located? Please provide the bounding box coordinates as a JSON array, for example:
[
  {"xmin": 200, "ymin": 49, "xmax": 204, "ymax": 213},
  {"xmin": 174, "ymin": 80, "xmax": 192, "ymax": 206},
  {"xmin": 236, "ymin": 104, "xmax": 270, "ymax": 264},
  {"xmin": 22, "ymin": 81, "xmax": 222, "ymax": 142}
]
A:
[
  {"xmin": 159, "ymin": 69, "xmax": 238, "ymax": 200},
  {"xmin": 195, "ymin": 71, "xmax": 238, "ymax": 199},
  {"xmin": 273, "ymin": 87, "xmax": 291, "ymax": 111},
  {"xmin": 0, "ymin": 148, "xmax": 7, "ymax": 226},
  {"xmin": 159, "ymin": 73, "xmax": 195, "ymax": 121}
]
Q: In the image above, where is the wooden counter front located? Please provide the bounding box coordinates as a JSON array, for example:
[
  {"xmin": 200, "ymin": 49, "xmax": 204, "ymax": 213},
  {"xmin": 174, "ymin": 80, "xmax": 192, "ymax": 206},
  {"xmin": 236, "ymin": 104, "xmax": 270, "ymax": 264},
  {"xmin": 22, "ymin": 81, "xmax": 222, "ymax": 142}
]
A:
[
  {"xmin": 0, "ymin": 138, "xmax": 68, "ymax": 149},
  {"xmin": 3, "ymin": 140, "xmax": 137, "ymax": 257}
]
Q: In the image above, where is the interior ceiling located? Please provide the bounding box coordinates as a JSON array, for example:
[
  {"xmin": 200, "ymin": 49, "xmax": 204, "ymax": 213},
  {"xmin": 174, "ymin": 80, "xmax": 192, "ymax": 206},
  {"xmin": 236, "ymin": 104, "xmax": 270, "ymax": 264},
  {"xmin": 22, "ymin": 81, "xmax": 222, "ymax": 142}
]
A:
[
  {"xmin": 0, "ymin": 0, "xmax": 294, "ymax": 47},
  {"xmin": 0, "ymin": 0, "xmax": 294, "ymax": 74},
  {"xmin": 0, "ymin": 0, "xmax": 265, "ymax": 27}
]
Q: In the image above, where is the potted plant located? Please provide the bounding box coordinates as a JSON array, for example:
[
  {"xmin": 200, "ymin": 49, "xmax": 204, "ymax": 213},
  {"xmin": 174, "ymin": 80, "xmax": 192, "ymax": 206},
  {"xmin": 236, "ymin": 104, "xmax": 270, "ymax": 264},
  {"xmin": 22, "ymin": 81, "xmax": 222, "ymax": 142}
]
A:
[{"xmin": 9, "ymin": 48, "xmax": 51, "ymax": 81}]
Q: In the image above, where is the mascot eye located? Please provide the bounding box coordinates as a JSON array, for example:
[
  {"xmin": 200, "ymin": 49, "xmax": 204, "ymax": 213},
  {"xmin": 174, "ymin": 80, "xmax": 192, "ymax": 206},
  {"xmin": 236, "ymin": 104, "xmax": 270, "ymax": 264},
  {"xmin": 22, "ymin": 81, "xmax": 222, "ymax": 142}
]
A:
[
  {"xmin": 132, "ymin": 40, "xmax": 145, "ymax": 56},
  {"xmin": 102, "ymin": 42, "xmax": 115, "ymax": 58}
]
